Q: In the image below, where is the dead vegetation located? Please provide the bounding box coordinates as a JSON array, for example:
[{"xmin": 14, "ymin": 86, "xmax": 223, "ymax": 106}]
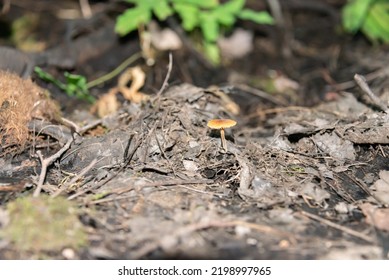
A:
[
  {"xmin": 0, "ymin": 70, "xmax": 60, "ymax": 154},
  {"xmin": 2, "ymin": 80, "xmax": 389, "ymax": 259},
  {"xmin": 1, "ymin": 0, "xmax": 389, "ymax": 260}
]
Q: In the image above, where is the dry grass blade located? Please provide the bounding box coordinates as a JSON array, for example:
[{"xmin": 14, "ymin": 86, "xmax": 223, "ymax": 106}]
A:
[{"xmin": 298, "ymin": 210, "xmax": 376, "ymax": 243}]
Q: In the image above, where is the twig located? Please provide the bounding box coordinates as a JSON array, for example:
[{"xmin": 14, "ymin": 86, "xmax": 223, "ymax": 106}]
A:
[
  {"xmin": 235, "ymin": 84, "xmax": 287, "ymax": 106},
  {"xmin": 109, "ymin": 178, "xmax": 212, "ymax": 196},
  {"xmin": 67, "ymin": 172, "xmax": 116, "ymax": 200},
  {"xmin": 154, "ymin": 131, "xmax": 175, "ymax": 175},
  {"xmin": 156, "ymin": 52, "xmax": 173, "ymax": 98},
  {"xmin": 330, "ymin": 66, "xmax": 389, "ymax": 91},
  {"xmin": 86, "ymin": 178, "xmax": 215, "ymax": 205},
  {"xmin": 67, "ymin": 133, "xmax": 144, "ymax": 201},
  {"xmin": 78, "ymin": 119, "xmax": 102, "ymax": 135},
  {"xmin": 28, "ymin": 119, "xmax": 73, "ymax": 145},
  {"xmin": 33, "ymin": 136, "xmax": 74, "ymax": 197},
  {"xmin": 267, "ymin": 0, "xmax": 284, "ymax": 26},
  {"xmin": 79, "ymin": 0, "xmax": 92, "ymax": 19},
  {"xmin": 298, "ymin": 210, "xmax": 376, "ymax": 243},
  {"xmin": 86, "ymin": 52, "xmax": 142, "ymax": 89},
  {"xmin": 84, "ymin": 178, "xmax": 212, "ymax": 204},
  {"xmin": 343, "ymin": 173, "xmax": 384, "ymax": 206},
  {"xmin": 151, "ymin": 52, "xmax": 173, "ymax": 111},
  {"xmin": 61, "ymin": 117, "xmax": 81, "ymax": 134},
  {"xmin": 354, "ymin": 74, "xmax": 389, "ymax": 113},
  {"xmin": 51, "ymin": 158, "xmax": 98, "ymax": 198}
]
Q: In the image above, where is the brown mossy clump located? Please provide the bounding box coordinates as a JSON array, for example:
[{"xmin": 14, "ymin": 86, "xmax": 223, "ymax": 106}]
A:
[
  {"xmin": 1, "ymin": 195, "xmax": 87, "ymax": 253},
  {"xmin": 0, "ymin": 70, "xmax": 60, "ymax": 152}
]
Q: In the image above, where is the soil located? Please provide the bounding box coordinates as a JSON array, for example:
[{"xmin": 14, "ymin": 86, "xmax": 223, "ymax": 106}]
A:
[{"xmin": 1, "ymin": 0, "xmax": 389, "ymax": 260}]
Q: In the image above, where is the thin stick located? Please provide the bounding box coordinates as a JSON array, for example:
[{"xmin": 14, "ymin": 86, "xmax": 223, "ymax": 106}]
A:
[
  {"xmin": 33, "ymin": 136, "xmax": 74, "ymax": 197},
  {"xmin": 82, "ymin": 178, "xmax": 212, "ymax": 204},
  {"xmin": 79, "ymin": 0, "xmax": 92, "ymax": 19},
  {"xmin": 86, "ymin": 52, "xmax": 142, "ymax": 89},
  {"xmin": 330, "ymin": 67, "xmax": 389, "ymax": 91},
  {"xmin": 235, "ymin": 84, "xmax": 287, "ymax": 106},
  {"xmin": 67, "ymin": 133, "xmax": 143, "ymax": 201},
  {"xmin": 87, "ymin": 179, "xmax": 215, "ymax": 205},
  {"xmin": 156, "ymin": 52, "xmax": 173, "ymax": 98},
  {"xmin": 267, "ymin": 0, "xmax": 284, "ymax": 26},
  {"xmin": 354, "ymin": 74, "xmax": 389, "ymax": 113},
  {"xmin": 298, "ymin": 210, "xmax": 376, "ymax": 243},
  {"xmin": 112, "ymin": 178, "xmax": 212, "ymax": 196},
  {"xmin": 51, "ymin": 158, "xmax": 98, "ymax": 198}
]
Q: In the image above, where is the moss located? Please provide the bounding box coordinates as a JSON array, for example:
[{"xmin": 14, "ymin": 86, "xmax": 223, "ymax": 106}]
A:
[{"xmin": 1, "ymin": 195, "xmax": 87, "ymax": 253}]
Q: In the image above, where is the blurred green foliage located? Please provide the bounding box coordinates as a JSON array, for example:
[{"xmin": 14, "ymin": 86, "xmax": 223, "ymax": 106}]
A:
[
  {"xmin": 115, "ymin": 0, "xmax": 274, "ymax": 64},
  {"xmin": 342, "ymin": 0, "xmax": 389, "ymax": 43}
]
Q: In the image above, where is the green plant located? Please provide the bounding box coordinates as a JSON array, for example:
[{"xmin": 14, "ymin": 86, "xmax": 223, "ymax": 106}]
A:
[
  {"xmin": 342, "ymin": 0, "xmax": 389, "ymax": 43},
  {"xmin": 115, "ymin": 0, "xmax": 274, "ymax": 64},
  {"xmin": 34, "ymin": 52, "xmax": 142, "ymax": 104},
  {"xmin": 35, "ymin": 67, "xmax": 95, "ymax": 103}
]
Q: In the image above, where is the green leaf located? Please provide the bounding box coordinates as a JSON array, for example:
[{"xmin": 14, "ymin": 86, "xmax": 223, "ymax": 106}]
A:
[
  {"xmin": 64, "ymin": 72, "xmax": 87, "ymax": 92},
  {"xmin": 152, "ymin": 1, "xmax": 174, "ymax": 20},
  {"xmin": 115, "ymin": 6, "xmax": 152, "ymax": 36},
  {"xmin": 238, "ymin": 9, "xmax": 274, "ymax": 24},
  {"xmin": 171, "ymin": 0, "xmax": 219, "ymax": 9},
  {"xmin": 361, "ymin": 2, "xmax": 389, "ymax": 43},
  {"xmin": 342, "ymin": 0, "xmax": 375, "ymax": 32},
  {"xmin": 200, "ymin": 12, "xmax": 219, "ymax": 42},
  {"xmin": 34, "ymin": 67, "xmax": 94, "ymax": 103},
  {"xmin": 212, "ymin": 9, "xmax": 236, "ymax": 26},
  {"xmin": 203, "ymin": 41, "xmax": 220, "ymax": 65},
  {"xmin": 212, "ymin": 0, "xmax": 245, "ymax": 26},
  {"xmin": 34, "ymin": 66, "xmax": 66, "ymax": 91},
  {"xmin": 217, "ymin": 0, "xmax": 245, "ymax": 14},
  {"xmin": 64, "ymin": 72, "xmax": 95, "ymax": 103},
  {"xmin": 173, "ymin": 3, "xmax": 199, "ymax": 31}
]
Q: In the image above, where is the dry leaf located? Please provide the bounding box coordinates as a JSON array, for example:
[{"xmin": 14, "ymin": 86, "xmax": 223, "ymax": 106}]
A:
[
  {"xmin": 312, "ymin": 132, "xmax": 356, "ymax": 162},
  {"xmin": 118, "ymin": 66, "xmax": 150, "ymax": 103},
  {"xmin": 360, "ymin": 203, "xmax": 389, "ymax": 232},
  {"xmin": 90, "ymin": 88, "xmax": 119, "ymax": 118},
  {"xmin": 371, "ymin": 170, "xmax": 389, "ymax": 205},
  {"xmin": 91, "ymin": 66, "xmax": 150, "ymax": 117}
]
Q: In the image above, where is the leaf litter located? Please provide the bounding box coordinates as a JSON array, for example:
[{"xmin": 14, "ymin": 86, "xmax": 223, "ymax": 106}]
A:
[
  {"xmin": 5, "ymin": 0, "xmax": 389, "ymax": 260},
  {"xmin": 1, "ymin": 68, "xmax": 389, "ymax": 260}
]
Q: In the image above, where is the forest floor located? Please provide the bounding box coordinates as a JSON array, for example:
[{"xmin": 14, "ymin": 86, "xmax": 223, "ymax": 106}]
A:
[{"xmin": 1, "ymin": 0, "xmax": 389, "ymax": 259}]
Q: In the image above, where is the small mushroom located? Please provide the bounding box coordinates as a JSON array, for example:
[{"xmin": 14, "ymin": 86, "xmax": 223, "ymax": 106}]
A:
[{"xmin": 207, "ymin": 118, "xmax": 237, "ymax": 151}]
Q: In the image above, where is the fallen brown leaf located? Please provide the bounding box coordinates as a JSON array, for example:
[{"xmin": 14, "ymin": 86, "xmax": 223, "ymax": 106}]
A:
[{"xmin": 360, "ymin": 203, "xmax": 389, "ymax": 232}]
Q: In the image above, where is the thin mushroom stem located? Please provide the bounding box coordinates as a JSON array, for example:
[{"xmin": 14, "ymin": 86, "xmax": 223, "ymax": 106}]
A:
[{"xmin": 220, "ymin": 128, "xmax": 227, "ymax": 151}]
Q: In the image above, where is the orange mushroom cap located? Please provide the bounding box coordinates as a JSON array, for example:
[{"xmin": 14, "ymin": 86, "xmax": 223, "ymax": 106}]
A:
[{"xmin": 207, "ymin": 119, "xmax": 237, "ymax": 129}]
